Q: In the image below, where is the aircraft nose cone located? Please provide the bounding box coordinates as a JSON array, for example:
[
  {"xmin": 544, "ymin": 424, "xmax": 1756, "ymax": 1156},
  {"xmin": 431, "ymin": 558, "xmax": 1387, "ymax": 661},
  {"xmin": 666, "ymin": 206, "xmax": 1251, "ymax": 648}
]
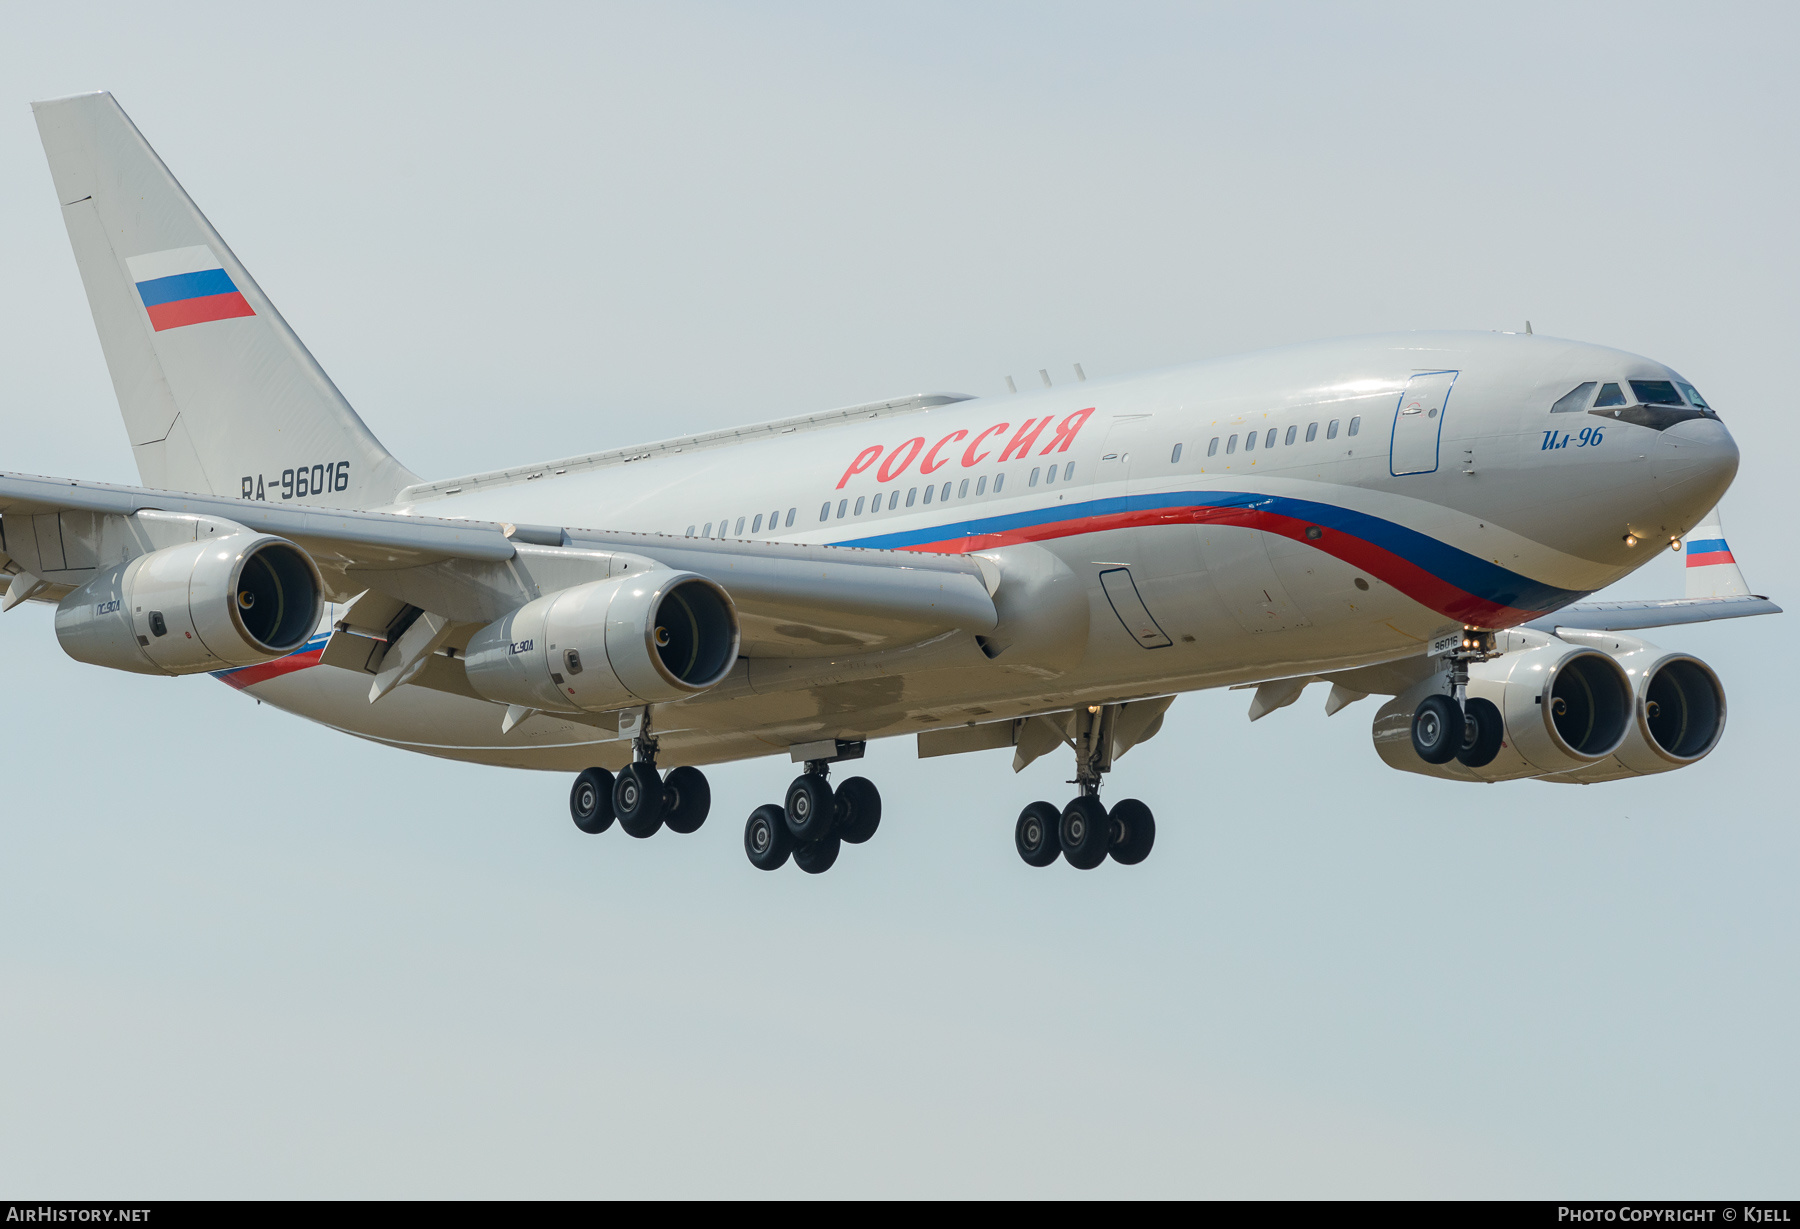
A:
[{"xmin": 1653, "ymin": 417, "xmax": 1739, "ymax": 525}]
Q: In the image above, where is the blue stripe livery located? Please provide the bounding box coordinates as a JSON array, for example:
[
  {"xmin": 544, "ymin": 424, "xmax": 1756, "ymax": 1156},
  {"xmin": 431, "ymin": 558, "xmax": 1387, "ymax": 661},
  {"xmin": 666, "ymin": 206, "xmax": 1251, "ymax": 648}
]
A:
[
  {"xmin": 135, "ymin": 268, "xmax": 237, "ymax": 307},
  {"xmin": 1685, "ymin": 538, "xmax": 1728, "ymax": 555}
]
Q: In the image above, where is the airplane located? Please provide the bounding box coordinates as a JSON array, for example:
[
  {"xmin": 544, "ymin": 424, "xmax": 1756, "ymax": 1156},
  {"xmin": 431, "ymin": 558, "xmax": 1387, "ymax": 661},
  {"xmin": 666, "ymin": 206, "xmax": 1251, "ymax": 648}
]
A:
[{"xmin": 3, "ymin": 92, "xmax": 1778, "ymax": 874}]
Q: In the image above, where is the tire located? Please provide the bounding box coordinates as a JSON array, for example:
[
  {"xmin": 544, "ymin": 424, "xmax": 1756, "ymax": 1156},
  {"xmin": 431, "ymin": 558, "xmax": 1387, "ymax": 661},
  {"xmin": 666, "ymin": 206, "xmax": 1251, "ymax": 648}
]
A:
[
  {"xmin": 784, "ymin": 774, "xmax": 835, "ymax": 841},
  {"xmin": 1015, "ymin": 801, "xmax": 1061, "ymax": 867},
  {"xmin": 833, "ymin": 776, "xmax": 882, "ymax": 844},
  {"xmin": 744, "ymin": 804, "xmax": 792, "ymax": 871},
  {"xmin": 614, "ymin": 762, "xmax": 666, "ymax": 838},
  {"xmin": 661, "ymin": 765, "xmax": 711, "ymax": 834},
  {"xmin": 1455, "ymin": 697, "xmax": 1505, "ymax": 768},
  {"xmin": 1059, "ymin": 796, "xmax": 1111, "ymax": 870},
  {"xmin": 1411, "ymin": 694, "xmax": 1463, "ymax": 765},
  {"xmin": 569, "ymin": 767, "xmax": 615, "ymax": 834},
  {"xmin": 793, "ymin": 833, "xmax": 842, "ymax": 875},
  {"xmin": 1108, "ymin": 798, "xmax": 1156, "ymax": 865}
]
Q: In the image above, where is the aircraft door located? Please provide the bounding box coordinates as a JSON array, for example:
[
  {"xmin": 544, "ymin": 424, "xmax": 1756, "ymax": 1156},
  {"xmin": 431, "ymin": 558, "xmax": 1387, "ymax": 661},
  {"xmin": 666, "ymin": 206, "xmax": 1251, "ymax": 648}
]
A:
[{"xmin": 1389, "ymin": 370, "xmax": 1457, "ymax": 476}]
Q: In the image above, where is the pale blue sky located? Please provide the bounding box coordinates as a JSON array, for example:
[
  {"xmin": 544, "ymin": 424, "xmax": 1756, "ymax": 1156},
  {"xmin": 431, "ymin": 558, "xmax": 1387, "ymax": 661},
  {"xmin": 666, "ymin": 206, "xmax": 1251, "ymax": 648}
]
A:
[{"xmin": 1, "ymin": 2, "xmax": 1794, "ymax": 1196}]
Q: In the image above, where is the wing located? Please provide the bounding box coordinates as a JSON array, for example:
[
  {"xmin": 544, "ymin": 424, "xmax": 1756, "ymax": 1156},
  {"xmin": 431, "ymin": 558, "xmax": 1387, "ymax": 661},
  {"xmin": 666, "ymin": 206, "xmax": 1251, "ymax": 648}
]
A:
[{"xmin": 0, "ymin": 471, "xmax": 998, "ymax": 654}]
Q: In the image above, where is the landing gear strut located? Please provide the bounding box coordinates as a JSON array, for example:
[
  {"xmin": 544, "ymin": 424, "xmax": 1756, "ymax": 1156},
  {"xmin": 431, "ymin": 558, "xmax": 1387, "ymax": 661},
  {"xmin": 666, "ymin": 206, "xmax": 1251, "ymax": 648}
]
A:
[
  {"xmin": 743, "ymin": 739, "xmax": 879, "ymax": 873},
  {"xmin": 1015, "ymin": 704, "xmax": 1157, "ymax": 870},
  {"xmin": 567, "ymin": 709, "xmax": 711, "ymax": 839},
  {"xmin": 1410, "ymin": 630, "xmax": 1503, "ymax": 768}
]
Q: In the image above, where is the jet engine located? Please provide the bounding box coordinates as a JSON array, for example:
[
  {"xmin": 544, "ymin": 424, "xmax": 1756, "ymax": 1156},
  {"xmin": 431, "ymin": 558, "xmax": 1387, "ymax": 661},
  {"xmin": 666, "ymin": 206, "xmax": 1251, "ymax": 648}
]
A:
[
  {"xmin": 55, "ymin": 534, "xmax": 324, "ymax": 675},
  {"xmin": 1373, "ymin": 633, "xmax": 1635, "ymax": 781},
  {"xmin": 1536, "ymin": 635, "xmax": 1726, "ymax": 783},
  {"xmin": 463, "ymin": 570, "xmax": 739, "ymax": 714}
]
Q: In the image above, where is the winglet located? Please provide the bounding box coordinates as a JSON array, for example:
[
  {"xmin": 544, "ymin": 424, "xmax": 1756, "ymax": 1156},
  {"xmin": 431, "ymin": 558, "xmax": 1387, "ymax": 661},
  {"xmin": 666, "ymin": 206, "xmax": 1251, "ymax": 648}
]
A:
[{"xmin": 1683, "ymin": 505, "xmax": 1750, "ymax": 599}]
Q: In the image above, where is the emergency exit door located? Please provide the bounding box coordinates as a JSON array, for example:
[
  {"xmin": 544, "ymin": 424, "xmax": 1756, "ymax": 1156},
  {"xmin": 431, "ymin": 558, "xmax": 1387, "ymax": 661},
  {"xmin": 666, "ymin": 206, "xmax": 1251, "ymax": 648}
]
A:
[{"xmin": 1389, "ymin": 370, "xmax": 1457, "ymax": 476}]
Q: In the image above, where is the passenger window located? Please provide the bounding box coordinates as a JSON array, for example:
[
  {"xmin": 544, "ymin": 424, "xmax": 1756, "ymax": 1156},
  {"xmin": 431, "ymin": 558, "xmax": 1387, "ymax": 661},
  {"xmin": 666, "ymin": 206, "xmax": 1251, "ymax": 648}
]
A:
[
  {"xmin": 853, "ymin": 497, "xmax": 865, "ymax": 515},
  {"xmin": 1552, "ymin": 381, "xmax": 1596, "ymax": 413},
  {"xmin": 976, "ymin": 476, "xmax": 988, "ymax": 495},
  {"xmin": 1030, "ymin": 467, "xmax": 1041, "ymax": 486},
  {"xmin": 922, "ymin": 485, "xmax": 934, "ymax": 504},
  {"xmin": 1305, "ymin": 422, "xmax": 1318, "ymax": 442},
  {"xmin": 819, "ymin": 504, "xmax": 830, "ymax": 522},
  {"xmin": 836, "ymin": 499, "xmax": 847, "ymax": 518},
  {"xmin": 941, "ymin": 481, "xmax": 952, "ymax": 501},
  {"xmin": 786, "ymin": 508, "xmax": 796, "ymax": 527},
  {"xmin": 703, "ymin": 522, "xmax": 713, "ymax": 536},
  {"xmin": 906, "ymin": 487, "xmax": 917, "ymax": 506},
  {"xmin": 889, "ymin": 490, "xmax": 899, "ymax": 510},
  {"xmin": 1207, "ymin": 437, "xmax": 1219, "ymax": 457},
  {"xmin": 1244, "ymin": 431, "xmax": 1256, "ymax": 452},
  {"xmin": 1348, "ymin": 417, "xmax": 1361, "ymax": 436},
  {"xmin": 1594, "ymin": 382, "xmax": 1626, "ymax": 408},
  {"xmin": 752, "ymin": 513, "xmax": 763, "ymax": 532},
  {"xmin": 1044, "ymin": 465, "xmax": 1056, "ymax": 485},
  {"xmin": 1631, "ymin": 380, "xmax": 1683, "ymax": 405},
  {"xmin": 867, "ymin": 497, "xmax": 878, "ymax": 515},
  {"xmin": 716, "ymin": 516, "xmax": 727, "ymax": 536},
  {"xmin": 1265, "ymin": 429, "xmax": 1276, "ymax": 448},
  {"xmin": 1677, "ymin": 382, "xmax": 1710, "ymax": 409},
  {"xmin": 686, "ymin": 525, "xmax": 696, "ymax": 537},
  {"xmin": 958, "ymin": 479, "xmax": 969, "ymax": 498},
  {"xmin": 1063, "ymin": 462, "xmax": 1074, "ymax": 481},
  {"xmin": 1226, "ymin": 434, "xmax": 1238, "ymax": 454},
  {"xmin": 994, "ymin": 473, "xmax": 1005, "ymax": 492},
  {"xmin": 1327, "ymin": 419, "xmax": 1339, "ymax": 439},
  {"xmin": 735, "ymin": 517, "xmax": 746, "ymax": 535},
  {"xmin": 769, "ymin": 509, "xmax": 778, "ymax": 528},
  {"xmin": 1285, "ymin": 426, "xmax": 1296, "ymax": 445},
  {"xmin": 1171, "ymin": 443, "xmax": 1183, "ymax": 463}
]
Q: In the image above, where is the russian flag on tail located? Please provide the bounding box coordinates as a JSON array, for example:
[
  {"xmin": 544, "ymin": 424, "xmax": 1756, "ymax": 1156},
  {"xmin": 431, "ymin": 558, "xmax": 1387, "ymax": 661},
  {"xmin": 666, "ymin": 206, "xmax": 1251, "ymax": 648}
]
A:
[
  {"xmin": 125, "ymin": 245, "xmax": 255, "ymax": 331},
  {"xmin": 1683, "ymin": 505, "xmax": 1750, "ymax": 599}
]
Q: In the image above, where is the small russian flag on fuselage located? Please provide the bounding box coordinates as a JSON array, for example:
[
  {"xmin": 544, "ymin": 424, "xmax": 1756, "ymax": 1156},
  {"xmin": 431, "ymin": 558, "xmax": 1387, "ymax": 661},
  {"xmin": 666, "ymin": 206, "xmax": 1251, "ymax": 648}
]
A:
[{"xmin": 125, "ymin": 245, "xmax": 255, "ymax": 332}]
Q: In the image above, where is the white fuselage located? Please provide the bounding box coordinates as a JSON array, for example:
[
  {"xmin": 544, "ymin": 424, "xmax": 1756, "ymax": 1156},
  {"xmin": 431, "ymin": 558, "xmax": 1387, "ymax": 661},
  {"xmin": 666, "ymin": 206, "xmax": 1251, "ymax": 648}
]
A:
[{"xmin": 232, "ymin": 331, "xmax": 1740, "ymax": 772}]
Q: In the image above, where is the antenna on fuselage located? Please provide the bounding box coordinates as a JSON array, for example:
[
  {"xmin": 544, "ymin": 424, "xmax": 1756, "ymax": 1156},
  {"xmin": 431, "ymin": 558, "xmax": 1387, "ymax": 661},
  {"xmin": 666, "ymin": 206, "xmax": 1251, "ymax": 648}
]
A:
[
  {"xmin": 1525, "ymin": 320, "xmax": 1533, "ymax": 334},
  {"xmin": 1005, "ymin": 375, "xmax": 1017, "ymax": 393},
  {"xmin": 1039, "ymin": 369, "xmax": 1052, "ymax": 388},
  {"xmin": 1074, "ymin": 363, "xmax": 1087, "ymax": 382}
]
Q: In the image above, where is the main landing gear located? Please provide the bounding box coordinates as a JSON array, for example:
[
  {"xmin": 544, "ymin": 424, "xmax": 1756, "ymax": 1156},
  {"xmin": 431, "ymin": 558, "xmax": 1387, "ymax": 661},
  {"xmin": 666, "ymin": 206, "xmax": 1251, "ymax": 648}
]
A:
[
  {"xmin": 567, "ymin": 718, "xmax": 711, "ymax": 839},
  {"xmin": 1015, "ymin": 704, "xmax": 1158, "ymax": 870},
  {"xmin": 744, "ymin": 740, "xmax": 881, "ymax": 874},
  {"xmin": 1410, "ymin": 629, "xmax": 1504, "ymax": 768}
]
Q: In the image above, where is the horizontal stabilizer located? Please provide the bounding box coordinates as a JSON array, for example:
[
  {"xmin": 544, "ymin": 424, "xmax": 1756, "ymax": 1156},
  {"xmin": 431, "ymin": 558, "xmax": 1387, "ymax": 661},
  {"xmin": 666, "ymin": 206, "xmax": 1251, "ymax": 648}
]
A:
[{"xmin": 1526, "ymin": 594, "xmax": 1781, "ymax": 633}]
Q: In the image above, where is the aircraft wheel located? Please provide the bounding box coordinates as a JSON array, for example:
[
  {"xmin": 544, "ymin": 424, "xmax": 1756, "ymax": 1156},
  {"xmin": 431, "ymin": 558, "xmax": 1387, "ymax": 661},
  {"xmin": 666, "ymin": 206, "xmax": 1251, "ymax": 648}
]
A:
[
  {"xmin": 614, "ymin": 762, "xmax": 666, "ymax": 838},
  {"xmin": 793, "ymin": 833, "xmax": 842, "ymax": 875},
  {"xmin": 745, "ymin": 804, "xmax": 793, "ymax": 871},
  {"xmin": 1015, "ymin": 800, "xmax": 1061, "ymax": 867},
  {"xmin": 1411, "ymin": 694, "xmax": 1463, "ymax": 765},
  {"xmin": 661, "ymin": 765, "xmax": 711, "ymax": 834},
  {"xmin": 1059, "ymin": 796, "xmax": 1111, "ymax": 870},
  {"xmin": 1108, "ymin": 799, "xmax": 1156, "ymax": 866},
  {"xmin": 784, "ymin": 774, "xmax": 835, "ymax": 841},
  {"xmin": 833, "ymin": 776, "xmax": 882, "ymax": 844},
  {"xmin": 1455, "ymin": 698, "xmax": 1505, "ymax": 768},
  {"xmin": 570, "ymin": 767, "xmax": 615, "ymax": 835}
]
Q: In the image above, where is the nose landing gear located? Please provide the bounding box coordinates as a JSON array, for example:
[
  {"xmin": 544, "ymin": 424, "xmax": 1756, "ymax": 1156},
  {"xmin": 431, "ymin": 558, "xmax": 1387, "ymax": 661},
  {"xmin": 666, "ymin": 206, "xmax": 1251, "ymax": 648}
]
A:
[
  {"xmin": 1409, "ymin": 630, "xmax": 1504, "ymax": 769},
  {"xmin": 1013, "ymin": 704, "xmax": 1159, "ymax": 870}
]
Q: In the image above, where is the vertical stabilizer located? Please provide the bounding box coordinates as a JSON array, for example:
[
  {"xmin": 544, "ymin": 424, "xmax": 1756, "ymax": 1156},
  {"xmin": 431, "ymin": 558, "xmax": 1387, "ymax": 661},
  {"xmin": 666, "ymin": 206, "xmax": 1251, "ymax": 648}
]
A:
[
  {"xmin": 1682, "ymin": 505, "xmax": 1750, "ymax": 599},
  {"xmin": 32, "ymin": 92, "xmax": 417, "ymax": 508}
]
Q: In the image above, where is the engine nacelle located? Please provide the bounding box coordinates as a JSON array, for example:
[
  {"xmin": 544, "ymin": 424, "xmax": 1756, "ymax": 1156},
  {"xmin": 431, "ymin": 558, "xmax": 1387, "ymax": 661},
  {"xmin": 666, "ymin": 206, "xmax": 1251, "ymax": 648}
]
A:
[
  {"xmin": 1536, "ymin": 635, "xmax": 1726, "ymax": 783},
  {"xmin": 464, "ymin": 570, "xmax": 739, "ymax": 713},
  {"xmin": 1374, "ymin": 634, "xmax": 1634, "ymax": 781},
  {"xmin": 55, "ymin": 535, "xmax": 324, "ymax": 675}
]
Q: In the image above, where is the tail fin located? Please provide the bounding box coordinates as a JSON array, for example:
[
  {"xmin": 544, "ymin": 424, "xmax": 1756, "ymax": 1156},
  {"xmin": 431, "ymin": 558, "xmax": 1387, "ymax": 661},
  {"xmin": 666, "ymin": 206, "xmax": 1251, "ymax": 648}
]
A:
[
  {"xmin": 32, "ymin": 92, "xmax": 417, "ymax": 508},
  {"xmin": 1682, "ymin": 504, "xmax": 1750, "ymax": 599}
]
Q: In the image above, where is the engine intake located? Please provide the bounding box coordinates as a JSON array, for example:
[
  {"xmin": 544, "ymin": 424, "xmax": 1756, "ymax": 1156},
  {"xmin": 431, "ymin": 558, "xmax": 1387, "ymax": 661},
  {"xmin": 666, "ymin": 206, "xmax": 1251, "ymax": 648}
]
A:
[
  {"xmin": 55, "ymin": 535, "xmax": 324, "ymax": 675},
  {"xmin": 464, "ymin": 570, "xmax": 739, "ymax": 713}
]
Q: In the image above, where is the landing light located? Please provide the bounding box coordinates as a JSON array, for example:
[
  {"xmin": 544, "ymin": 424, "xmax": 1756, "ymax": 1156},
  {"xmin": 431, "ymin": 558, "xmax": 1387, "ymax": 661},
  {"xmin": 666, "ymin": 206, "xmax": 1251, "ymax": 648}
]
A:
[
  {"xmin": 1623, "ymin": 533, "xmax": 1639, "ymax": 547},
  {"xmin": 1671, "ymin": 538, "xmax": 1683, "ymax": 552}
]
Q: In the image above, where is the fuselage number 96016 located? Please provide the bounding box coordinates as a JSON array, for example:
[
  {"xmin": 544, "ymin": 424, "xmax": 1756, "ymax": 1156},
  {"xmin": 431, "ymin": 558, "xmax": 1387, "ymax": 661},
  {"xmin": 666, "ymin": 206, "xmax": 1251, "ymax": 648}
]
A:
[{"xmin": 240, "ymin": 462, "xmax": 351, "ymax": 501}]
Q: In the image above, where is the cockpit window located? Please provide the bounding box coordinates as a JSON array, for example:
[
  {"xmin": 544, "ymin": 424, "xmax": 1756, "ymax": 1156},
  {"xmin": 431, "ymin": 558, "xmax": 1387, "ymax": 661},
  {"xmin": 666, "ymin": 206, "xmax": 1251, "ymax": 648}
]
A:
[
  {"xmin": 1593, "ymin": 382, "xmax": 1626, "ymax": 408},
  {"xmin": 1677, "ymin": 382, "xmax": 1710, "ymax": 409},
  {"xmin": 1552, "ymin": 382, "xmax": 1595, "ymax": 413},
  {"xmin": 1630, "ymin": 380, "xmax": 1684, "ymax": 406}
]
